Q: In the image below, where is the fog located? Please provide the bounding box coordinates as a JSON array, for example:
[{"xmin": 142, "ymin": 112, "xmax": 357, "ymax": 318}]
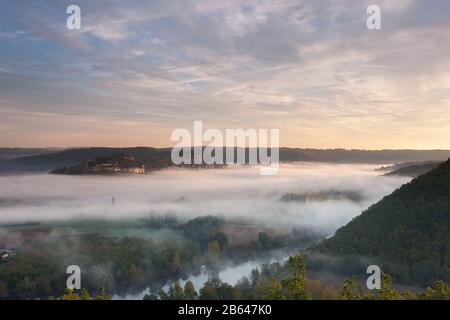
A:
[
  {"xmin": 117, "ymin": 249, "xmax": 292, "ymax": 300},
  {"xmin": 0, "ymin": 163, "xmax": 410, "ymax": 234}
]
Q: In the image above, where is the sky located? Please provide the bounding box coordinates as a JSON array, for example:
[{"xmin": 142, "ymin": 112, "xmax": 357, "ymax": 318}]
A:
[{"xmin": 0, "ymin": 0, "xmax": 449, "ymax": 149}]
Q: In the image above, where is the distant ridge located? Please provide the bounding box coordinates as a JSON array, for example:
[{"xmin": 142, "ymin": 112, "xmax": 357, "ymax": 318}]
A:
[
  {"xmin": 0, "ymin": 148, "xmax": 59, "ymax": 160},
  {"xmin": 384, "ymin": 161, "xmax": 441, "ymax": 178},
  {"xmin": 2, "ymin": 147, "xmax": 450, "ymax": 172}
]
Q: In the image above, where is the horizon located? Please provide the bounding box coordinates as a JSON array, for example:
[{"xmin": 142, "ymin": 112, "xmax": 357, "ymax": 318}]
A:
[{"xmin": 3, "ymin": 145, "xmax": 450, "ymax": 152}]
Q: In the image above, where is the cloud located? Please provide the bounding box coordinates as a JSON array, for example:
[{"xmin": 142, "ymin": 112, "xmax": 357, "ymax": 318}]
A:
[{"xmin": 1, "ymin": 0, "xmax": 450, "ymax": 148}]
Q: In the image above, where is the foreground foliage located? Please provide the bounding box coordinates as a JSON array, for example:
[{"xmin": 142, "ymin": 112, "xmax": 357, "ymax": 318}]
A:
[
  {"xmin": 49, "ymin": 288, "xmax": 112, "ymax": 300},
  {"xmin": 151, "ymin": 255, "xmax": 450, "ymax": 300}
]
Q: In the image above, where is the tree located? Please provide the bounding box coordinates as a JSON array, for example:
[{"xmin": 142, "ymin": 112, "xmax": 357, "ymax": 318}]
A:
[
  {"xmin": 53, "ymin": 288, "xmax": 81, "ymax": 300},
  {"xmin": 171, "ymin": 252, "xmax": 182, "ymax": 274},
  {"xmin": 378, "ymin": 273, "xmax": 401, "ymax": 300},
  {"xmin": 258, "ymin": 232, "xmax": 273, "ymax": 250},
  {"xmin": 158, "ymin": 288, "xmax": 169, "ymax": 300},
  {"xmin": 307, "ymin": 279, "xmax": 339, "ymax": 300},
  {"xmin": 217, "ymin": 282, "xmax": 234, "ymax": 300},
  {"xmin": 95, "ymin": 287, "xmax": 112, "ymax": 300},
  {"xmin": 184, "ymin": 281, "xmax": 197, "ymax": 300},
  {"xmin": 182, "ymin": 216, "xmax": 224, "ymax": 246},
  {"xmin": 417, "ymin": 280, "xmax": 450, "ymax": 300},
  {"xmin": 50, "ymin": 287, "xmax": 111, "ymax": 300},
  {"xmin": 286, "ymin": 255, "xmax": 311, "ymax": 300},
  {"xmin": 265, "ymin": 277, "xmax": 286, "ymax": 300},
  {"xmin": 207, "ymin": 241, "xmax": 220, "ymax": 256},
  {"xmin": 339, "ymin": 277, "xmax": 365, "ymax": 300},
  {"xmin": 143, "ymin": 293, "xmax": 159, "ymax": 300},
  {"xmin": 232, "ymin": 287, "xmax": 242, "ymax": 300},
  {"xmin": 168, "ymin": 281, "xmax": 185, "ymax": 300},
  {"xmin": 253, "ymin": 281, "xmax": 264, "ymax": 300},
  {"xmin": 251, "ymin": 232, "xmax": 273, "ymax": 252},
  {"xmin": 208, "ymin": 232, "xmax": 229, "ymax": 250},
  {"xmin": 80, "ymin": 288, "xmax": 92, "ymax": 300},
  {"xmin": 199, "ymin": 280, "xmax": 219, "ymax": 300},
  {"xmin": 16, "ymin": 277, "xmax": 37, "ymax": 299}
]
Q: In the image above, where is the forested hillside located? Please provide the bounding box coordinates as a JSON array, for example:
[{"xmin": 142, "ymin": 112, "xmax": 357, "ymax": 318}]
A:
[{"xmin": 315, "ymin": 159, "xmax": 450, "ymax": 283}]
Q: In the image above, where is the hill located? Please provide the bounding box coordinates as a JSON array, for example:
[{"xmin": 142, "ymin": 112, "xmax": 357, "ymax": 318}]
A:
[
  {"xmin": 4, "ymin": 147, "xmax": 450, "ymax": 172},
  {"xmin": 50, "ymin": 149, "xmax": 227, "ymax": 175},
  {"xmin": 314, "ymin": 159, "xmax": 450, "ymax": 283},
  {"xmin": 7, "ymin": 147, "xmax": 170, "ymax": 172},
  {"xmin": 0, "ymin": 148, "xmax": 59, "ymax": 160},
  {"xmin": 6, "ymin": 147, "xmax": 310, "ymax": 172},
  {"xmin": 301, "ymin": 149, "xmax": 450, "ymax": 163},
  {"xmin": 384, "ymin": 161, "xmax": 441, "ymax": 178}
]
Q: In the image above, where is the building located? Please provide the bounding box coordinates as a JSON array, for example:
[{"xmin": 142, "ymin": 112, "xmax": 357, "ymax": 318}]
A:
[
  {"xmin": 126, "ymin": 165, "xmax": 146, "ymax": 174},
  {"xmin": 0, "ymin": 248, "xmax": 17, "ymax": 262}
]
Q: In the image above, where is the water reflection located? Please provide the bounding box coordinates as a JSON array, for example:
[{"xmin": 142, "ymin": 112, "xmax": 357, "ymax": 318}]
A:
[{"xmin": 114, "ymin": 250, "xmax": 291, "ymax": 300}]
